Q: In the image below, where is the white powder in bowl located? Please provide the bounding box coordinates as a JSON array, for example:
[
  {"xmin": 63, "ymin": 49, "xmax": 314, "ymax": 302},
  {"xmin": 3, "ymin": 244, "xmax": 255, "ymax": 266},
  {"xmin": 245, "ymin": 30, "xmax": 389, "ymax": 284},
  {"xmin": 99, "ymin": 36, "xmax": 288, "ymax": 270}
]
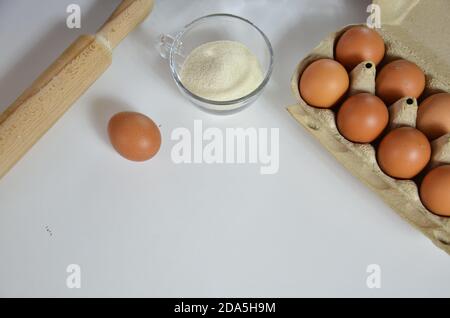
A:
[{"xmin": 180, "ymin": 40, "xmax": 264, "ymax": 102}]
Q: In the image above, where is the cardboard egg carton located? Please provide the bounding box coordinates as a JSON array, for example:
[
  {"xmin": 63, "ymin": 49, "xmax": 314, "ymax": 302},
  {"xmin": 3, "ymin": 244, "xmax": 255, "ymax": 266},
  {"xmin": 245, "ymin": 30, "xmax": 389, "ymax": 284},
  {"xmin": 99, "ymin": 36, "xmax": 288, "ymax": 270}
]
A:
[{"xmin": 287, "ymin": 0, "xmax": 450, "ymax": 254}]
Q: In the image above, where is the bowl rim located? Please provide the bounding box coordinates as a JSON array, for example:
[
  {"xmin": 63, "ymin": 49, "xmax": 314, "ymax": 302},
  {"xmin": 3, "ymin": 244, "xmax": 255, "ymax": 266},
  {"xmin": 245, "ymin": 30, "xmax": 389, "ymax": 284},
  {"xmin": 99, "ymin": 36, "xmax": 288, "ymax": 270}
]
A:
[{"xmin": 169, "ymin": 13, "xmax": 274, "ymax": 106}]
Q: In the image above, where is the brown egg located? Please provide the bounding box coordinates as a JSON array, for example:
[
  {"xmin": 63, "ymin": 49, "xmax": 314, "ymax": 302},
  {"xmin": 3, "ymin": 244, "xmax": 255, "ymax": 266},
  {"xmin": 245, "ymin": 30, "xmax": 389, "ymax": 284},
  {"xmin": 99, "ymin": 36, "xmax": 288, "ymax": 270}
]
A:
[
  {"xmin": 335, "ymin": 26, "xmax": 385, "ymax": 70},
  {"xmin": 420, "ymin": 165, "xmax": 450, "ymax": 217},
  {"xmin": 337, "ymin": 93, "xmax": 389, "ymax": 143},
  {"xmin": 377, "ymin": 127, "xmax": 431, "ymax": 179},
  {"xmin": 108, "ymin": 112, "xmax": 161, "ymax": 162},
  {"xmin": 376, "ymin": 59, "xmax": 426, "ymax": 105},
  {"xmin": 299, "ymin": 59, "xmax": 349, "ymax": 108},
  {"xmin": 417, "ymin": 93, "xmax": 450, "ymax": 140}
]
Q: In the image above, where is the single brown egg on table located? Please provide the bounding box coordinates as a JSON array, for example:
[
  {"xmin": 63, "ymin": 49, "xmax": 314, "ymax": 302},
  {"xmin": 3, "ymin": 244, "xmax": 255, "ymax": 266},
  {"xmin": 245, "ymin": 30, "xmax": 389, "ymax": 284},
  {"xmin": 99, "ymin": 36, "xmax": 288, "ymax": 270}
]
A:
[
  {"xmin": 417, "ymin": 93, "xmax": 450, "ymax": 140},
  {"xmin": 376, "ymin": 59, "xmax": 426, "ymax": 105},
  {"xmin": 108, "ymin": 112, "xmax": 161, "ymax": 162},
  {"xmin": 335, "ymin": 26, "xmax": 385, "ymax": 70},
  {"xmin": 377, "ymin": 127, "xmax": 431, "ymax": 179},
  {"xmin": 420, "ymin": 165, "xmax": 450, "ymax": 217},
  {"xmin": 337, "ymin": 93, "xmax": 389, "ymax": 143},
  {"xmin": 299, "ymin": 59, "xmax": 349, "ymax": 108}
]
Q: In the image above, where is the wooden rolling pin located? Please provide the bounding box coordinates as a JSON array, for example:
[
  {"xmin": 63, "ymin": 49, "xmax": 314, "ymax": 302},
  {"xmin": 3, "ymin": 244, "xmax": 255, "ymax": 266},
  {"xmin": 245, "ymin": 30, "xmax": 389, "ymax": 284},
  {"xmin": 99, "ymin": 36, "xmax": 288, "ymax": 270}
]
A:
[{"xmin": 0, "ymin": 0, "xmax": 154, "ymax": 179}]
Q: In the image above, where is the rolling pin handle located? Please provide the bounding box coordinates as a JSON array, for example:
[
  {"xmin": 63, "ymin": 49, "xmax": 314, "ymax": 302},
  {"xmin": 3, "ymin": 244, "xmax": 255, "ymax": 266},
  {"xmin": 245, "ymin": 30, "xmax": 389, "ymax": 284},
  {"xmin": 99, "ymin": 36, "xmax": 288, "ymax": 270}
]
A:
[{"xmin": 97, "ymin": 0, "xmax": 154, "ymax": 49}]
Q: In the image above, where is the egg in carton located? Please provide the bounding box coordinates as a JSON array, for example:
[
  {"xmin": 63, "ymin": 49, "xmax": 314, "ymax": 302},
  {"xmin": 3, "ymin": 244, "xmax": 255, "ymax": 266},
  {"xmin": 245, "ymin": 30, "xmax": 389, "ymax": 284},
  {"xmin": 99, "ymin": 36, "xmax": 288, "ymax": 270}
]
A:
[{"xmin": 287, "ymin": 0, "xmax": 450, "ymax": 254}]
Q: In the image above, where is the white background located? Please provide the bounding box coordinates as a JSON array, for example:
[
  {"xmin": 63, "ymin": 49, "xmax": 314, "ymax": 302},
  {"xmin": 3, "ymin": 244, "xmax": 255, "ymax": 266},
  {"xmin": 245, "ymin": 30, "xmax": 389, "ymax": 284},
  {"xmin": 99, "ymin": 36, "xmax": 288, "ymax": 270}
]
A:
[{"xmin": 0, "ymin": 0, "xmax": 449, "ymax": 297}]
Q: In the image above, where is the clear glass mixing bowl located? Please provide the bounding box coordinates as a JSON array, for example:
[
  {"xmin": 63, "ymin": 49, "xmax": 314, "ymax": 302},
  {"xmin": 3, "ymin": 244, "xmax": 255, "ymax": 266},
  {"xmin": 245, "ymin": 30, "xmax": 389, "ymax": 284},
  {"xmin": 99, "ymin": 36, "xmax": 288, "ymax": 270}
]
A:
[{"xmin": 158, "ymin": 14, "xmax": 274, "ymax": 114}]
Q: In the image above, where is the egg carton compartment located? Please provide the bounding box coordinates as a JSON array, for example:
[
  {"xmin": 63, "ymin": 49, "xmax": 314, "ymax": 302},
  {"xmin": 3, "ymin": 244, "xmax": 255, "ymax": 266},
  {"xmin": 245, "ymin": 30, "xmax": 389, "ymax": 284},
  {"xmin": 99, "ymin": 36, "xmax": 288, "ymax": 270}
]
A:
[{"xmin": 287, "ymin": 23, "xmax": 450, "ymax": 254}]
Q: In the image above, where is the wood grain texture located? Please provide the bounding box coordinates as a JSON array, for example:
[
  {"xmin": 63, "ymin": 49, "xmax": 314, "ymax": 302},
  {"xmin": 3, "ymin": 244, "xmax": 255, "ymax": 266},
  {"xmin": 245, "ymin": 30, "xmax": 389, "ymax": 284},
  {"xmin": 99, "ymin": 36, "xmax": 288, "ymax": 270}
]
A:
[
  {"xmin": 97, "ymin": 0, "xmax": 154, "ymax": 49},
  {"xmin": 287, "ymin": 24, "xmax": 450, "ymax": 254},
  {"xmin": 0, "ymin": 0, "xmax": 154, "ymax": 179}
]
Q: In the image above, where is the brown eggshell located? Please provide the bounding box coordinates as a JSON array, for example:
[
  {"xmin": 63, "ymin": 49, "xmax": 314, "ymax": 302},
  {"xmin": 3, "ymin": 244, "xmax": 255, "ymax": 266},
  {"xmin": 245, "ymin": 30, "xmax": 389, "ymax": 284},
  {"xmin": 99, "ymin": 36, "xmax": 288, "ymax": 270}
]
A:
[
  {"xmin": 377, "ymin": 127, "xmax": 431, "ymax": 179},
  {"xmin": 376, "ymin": 59, "xmax": 426, "ymax": 105},
  {"xmin": 420, "ymin": 165, "xmax": 450, "ymax": 217},
  {"xmin": 417, "ymin": 93, "xmax": 450, "ymax": 140},
  {"xmin": 299, "ymin": 59, "xmax": 349, "ymax": 108},
  {"xmin": 337, "ymin": 93, "xmax": 389, "ymax": 143},
  {"xmin": 335, "ymin": 26, "xmax": 385, "ymax": 70},
  {"xmin": 108, "ymin": 112, "xmax": 161, "ymax": 162}
]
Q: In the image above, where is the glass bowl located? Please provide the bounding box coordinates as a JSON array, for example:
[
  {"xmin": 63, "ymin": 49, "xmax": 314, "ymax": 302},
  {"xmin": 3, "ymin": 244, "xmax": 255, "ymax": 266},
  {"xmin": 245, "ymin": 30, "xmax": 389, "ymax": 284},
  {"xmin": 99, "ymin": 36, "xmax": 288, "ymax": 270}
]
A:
[{"xmin": 158, "ymin": 14, "xmax": 274, "ymax": 114}]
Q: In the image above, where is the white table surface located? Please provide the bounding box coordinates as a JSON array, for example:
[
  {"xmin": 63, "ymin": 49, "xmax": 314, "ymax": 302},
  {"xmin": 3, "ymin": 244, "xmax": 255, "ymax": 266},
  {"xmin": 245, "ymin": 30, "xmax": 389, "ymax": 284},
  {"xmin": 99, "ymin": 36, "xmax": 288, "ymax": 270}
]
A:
[{"xmin": 0, "ymin": 0, "xmax": 449, "ymax": 298}]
